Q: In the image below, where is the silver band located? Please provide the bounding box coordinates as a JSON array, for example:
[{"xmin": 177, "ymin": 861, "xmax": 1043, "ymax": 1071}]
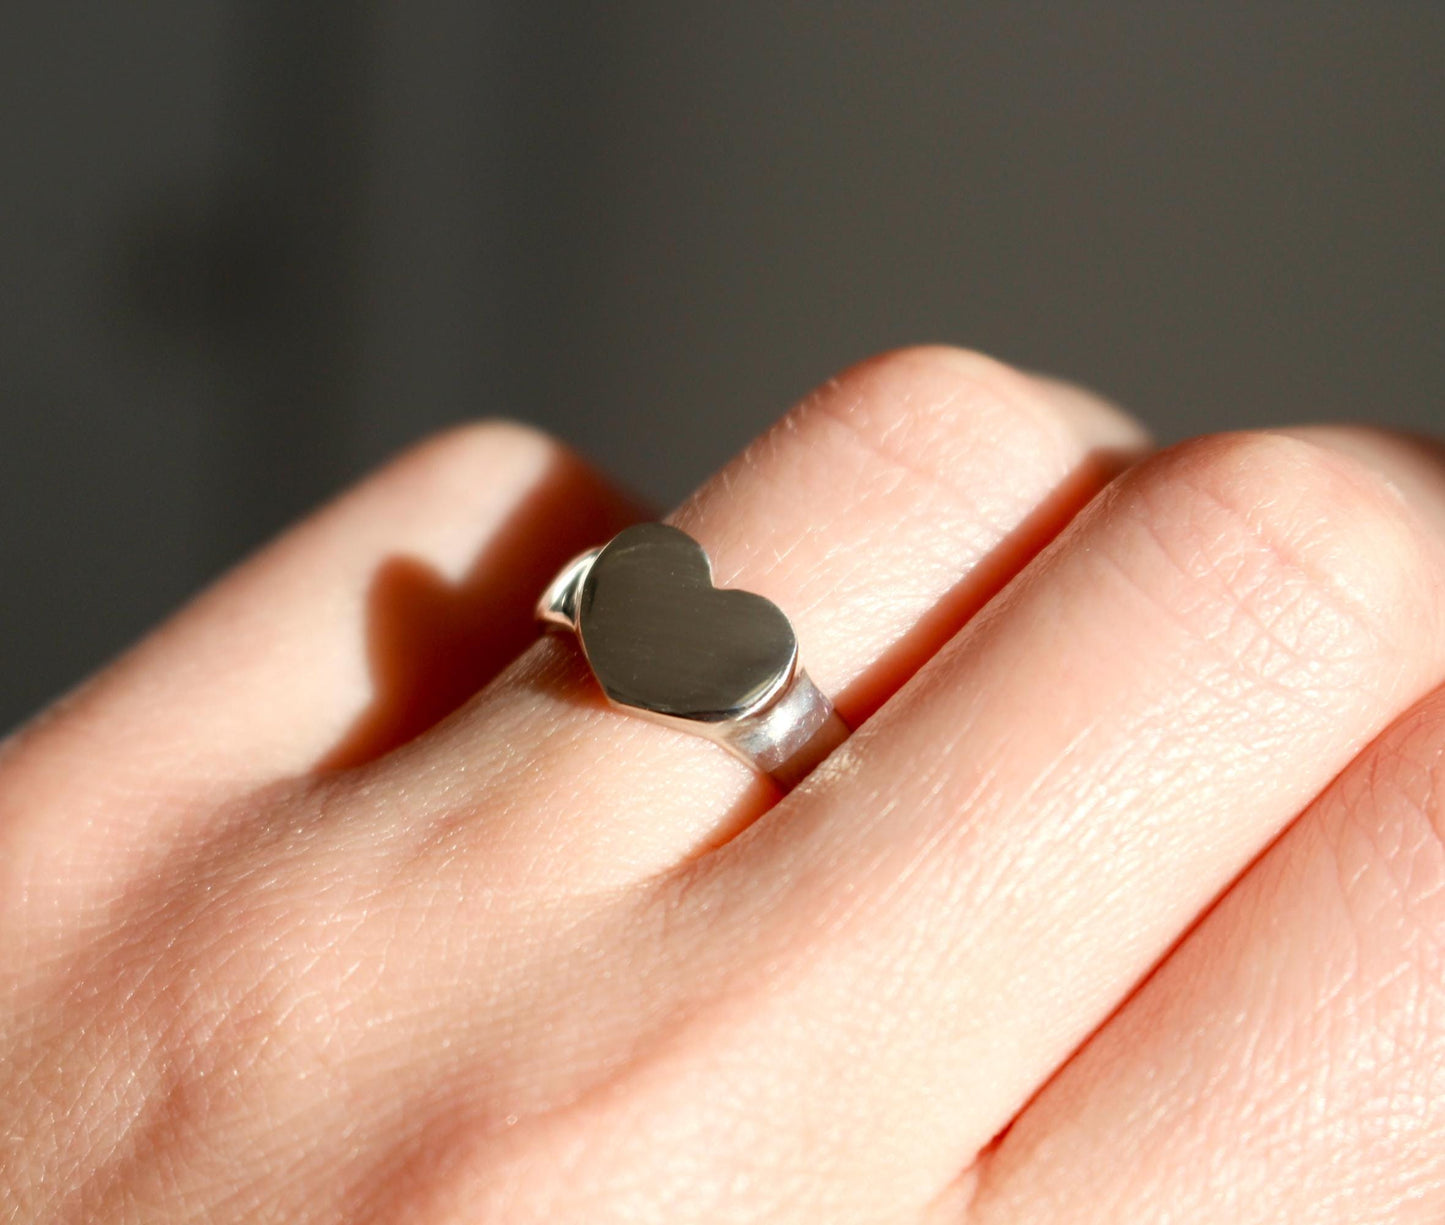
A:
[{"xmin": 536, "ymin": 523, "xmax": 847, "ymax": 789}]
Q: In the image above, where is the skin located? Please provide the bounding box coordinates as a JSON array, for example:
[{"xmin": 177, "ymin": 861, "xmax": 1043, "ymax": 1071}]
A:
[{"xmin": 3, "ymin": 345, "xmax": 1445, "ymax": 1222}]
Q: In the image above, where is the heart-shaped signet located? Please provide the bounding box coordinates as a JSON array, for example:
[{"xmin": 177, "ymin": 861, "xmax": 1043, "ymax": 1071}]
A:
[{"xmin": 577, "ymin": 524, "xmax": 798, "ymax": 722}]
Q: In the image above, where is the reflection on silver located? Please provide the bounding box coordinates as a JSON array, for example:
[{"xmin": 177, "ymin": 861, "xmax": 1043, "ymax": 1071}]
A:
[{"xmin": 537, "ymin": 523, "xmax": 847, "ymax": 789}]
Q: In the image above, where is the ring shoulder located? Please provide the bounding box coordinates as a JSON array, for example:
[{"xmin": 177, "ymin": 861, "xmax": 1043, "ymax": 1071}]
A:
[{"xmin": 535, "ymin": 547, "xmax": 601, "ymax": 630}]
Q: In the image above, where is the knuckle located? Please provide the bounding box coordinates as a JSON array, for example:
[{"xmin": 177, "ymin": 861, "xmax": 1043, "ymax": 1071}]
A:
[
  {"xmin": 1119, "ymin": 430, "xmax": 1439, "ymax": 663},
  {"xmin": 851, "ymin": 343, "xmax": 1032, "ymax": 401},
  {"xmin": 400, "ymin": 417, "xmax": 563, "ymax": 480},
  {"xmin": 372, "ymin": 418, "xmax": 622, "ymax": 532},
  {"xmin": 798, "ymin": 345, "xmax": 1100, "ymax": 493}
]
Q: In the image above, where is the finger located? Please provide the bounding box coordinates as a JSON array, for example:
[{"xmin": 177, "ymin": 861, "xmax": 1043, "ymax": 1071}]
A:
[
  {"xmin": 961, "ymin": 427, "xmax": 1445, "ymax": 1225},
  {"xmin": 1285, "ymin": 424, "xmax": 1445, "ymax": 535},
  {"xmin": 362, "ymin": 347, "xmax": 1150, "ymax": 885},
  {"xmin": 0, "ymin": 423, "xmax": 643, "ymax": 910},
  {"xmin": 633, "ymin": 430, "xmax": 1445, "ymax": 1221},
  {"xmin": 966, "ymin": 680, "xmax": 1445, "ymax": 1225}
]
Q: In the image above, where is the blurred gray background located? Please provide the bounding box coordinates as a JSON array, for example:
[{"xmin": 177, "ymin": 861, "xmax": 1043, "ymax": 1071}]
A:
[{"xmin": 2, "ymin": 3, "xmax": 1442, "ymax": 731}]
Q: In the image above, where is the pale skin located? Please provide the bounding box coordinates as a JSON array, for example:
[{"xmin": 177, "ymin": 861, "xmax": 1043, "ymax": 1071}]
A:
[{"xmin": 5, "ymin": 347, "xmax": 1445, "ymax": 1222}]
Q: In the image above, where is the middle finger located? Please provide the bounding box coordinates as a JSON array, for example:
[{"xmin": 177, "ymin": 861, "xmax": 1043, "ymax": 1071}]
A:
[{"xmin": 657, "ymin": 430, "xmax": 1445, "ymax": 1218}]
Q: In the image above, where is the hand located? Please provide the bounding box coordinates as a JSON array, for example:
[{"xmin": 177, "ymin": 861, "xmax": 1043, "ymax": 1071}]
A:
[{"xmin": 6, "ymin": 347, "xmax": 1445, "ymax": 1222}]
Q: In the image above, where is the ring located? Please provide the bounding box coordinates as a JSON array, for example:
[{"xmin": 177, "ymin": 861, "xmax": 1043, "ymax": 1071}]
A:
[{"xmin": 536, "ymin": 523, "xmax": 848, "ymax": 789}]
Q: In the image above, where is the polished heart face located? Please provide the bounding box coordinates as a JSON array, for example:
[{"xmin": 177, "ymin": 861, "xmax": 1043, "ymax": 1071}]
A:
[{"xmin": 577, "ymin": 523, "xmax": 798, "ymax": 722}]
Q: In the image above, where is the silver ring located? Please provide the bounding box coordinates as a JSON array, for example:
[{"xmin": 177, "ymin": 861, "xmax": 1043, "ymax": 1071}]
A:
[{"xmin": 536, "ymin": 523, "xmax": 848, "ymax": 790}]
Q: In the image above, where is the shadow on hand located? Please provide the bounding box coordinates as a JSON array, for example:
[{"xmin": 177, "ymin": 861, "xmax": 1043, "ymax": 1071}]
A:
[{"xmin": 316, "ymin": 450, "xmax": 646, "ymax": 772}]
